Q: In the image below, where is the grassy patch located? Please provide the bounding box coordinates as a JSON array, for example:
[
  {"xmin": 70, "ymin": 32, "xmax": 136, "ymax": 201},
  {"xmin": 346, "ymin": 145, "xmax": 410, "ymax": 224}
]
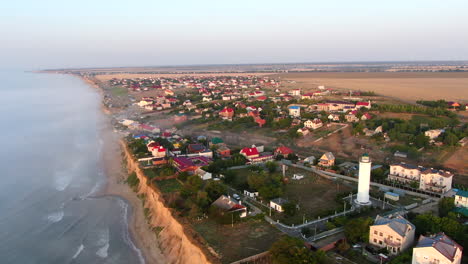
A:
[
  {"xmin": 193, "ymin": 218, "xmax": 282, "ymax": 264},
  {"xmin": 155, "ymin": 179, "xmax": 182, "ymax": 193},
  {"xmin": 111, "ymin": 86, "xmax": 127, "ymax": 96}
]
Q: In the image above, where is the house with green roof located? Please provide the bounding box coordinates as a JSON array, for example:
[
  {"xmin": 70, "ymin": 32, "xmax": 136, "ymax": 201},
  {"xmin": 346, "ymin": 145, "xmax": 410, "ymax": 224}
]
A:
[
  {"xmin": 210, "ymin": 137, "xmax": 224, "ymax": 146},
  {"xmin": 454, "ymin": 190, "xmax": 468, "ymax": 216}
]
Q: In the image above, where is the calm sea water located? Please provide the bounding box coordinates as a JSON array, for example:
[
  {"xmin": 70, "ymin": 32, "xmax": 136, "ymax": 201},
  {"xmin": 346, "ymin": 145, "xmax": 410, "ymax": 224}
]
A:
[{"xmin": 0, "ymin": 71, "xmax": 143, "ymax": 264}]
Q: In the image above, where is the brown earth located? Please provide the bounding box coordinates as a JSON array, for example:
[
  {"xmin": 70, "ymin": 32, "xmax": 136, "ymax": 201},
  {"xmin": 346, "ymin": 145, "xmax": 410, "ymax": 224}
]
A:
[
  {"xmin": 274, "ymin": 72, "xmax": 468, "ymax": 103},
  {"xmin": 443, "ymin": 146, "xmax": 468, "ymax": 185}
]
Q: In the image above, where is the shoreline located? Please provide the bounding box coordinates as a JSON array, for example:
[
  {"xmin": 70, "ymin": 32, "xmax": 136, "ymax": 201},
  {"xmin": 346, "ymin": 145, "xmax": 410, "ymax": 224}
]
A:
[{"xmin": 81, "ymin": 74, "xmax": 167, "ymax": 264}]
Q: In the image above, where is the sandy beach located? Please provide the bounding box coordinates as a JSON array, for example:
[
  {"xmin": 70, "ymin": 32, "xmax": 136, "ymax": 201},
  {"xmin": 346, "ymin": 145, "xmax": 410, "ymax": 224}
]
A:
[
  {"xmin": 99, "ymin": 120, "xmax": 166, "ymax": 264},
  {"xmin": 82, "ymin": 73, "xmax": 166, "ymax": 264}
]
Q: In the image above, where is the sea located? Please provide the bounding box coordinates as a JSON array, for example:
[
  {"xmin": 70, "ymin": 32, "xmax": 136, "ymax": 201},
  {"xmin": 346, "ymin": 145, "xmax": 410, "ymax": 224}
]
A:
[{"xmin": 0, "ymin": 71, "xmax": 144, "ymax": 264}]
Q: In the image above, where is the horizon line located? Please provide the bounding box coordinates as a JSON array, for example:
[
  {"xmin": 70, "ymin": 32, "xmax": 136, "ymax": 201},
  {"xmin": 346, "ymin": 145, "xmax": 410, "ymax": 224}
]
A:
[{"xmin": 42, "ymin": 59, "xmax": 468, "ymax": 72}]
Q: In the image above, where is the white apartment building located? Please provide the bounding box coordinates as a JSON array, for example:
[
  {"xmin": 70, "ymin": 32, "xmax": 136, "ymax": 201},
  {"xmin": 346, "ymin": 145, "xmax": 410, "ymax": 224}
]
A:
[
  {"xmin": 369, "ymin": 214, "xmax": 415, "ymax": 255},
  {"xmin": 388, "ymin": 162, "xmax": 453, "ymax": 193}
]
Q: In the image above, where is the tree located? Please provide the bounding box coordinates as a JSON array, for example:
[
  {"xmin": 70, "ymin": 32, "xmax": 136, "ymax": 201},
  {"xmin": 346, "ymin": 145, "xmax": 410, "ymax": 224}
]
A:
[
  {"xmin": 414, "ymin": 133, "xmax": 430, "ymax": 148},
  {"xmin": 344, "ymin": 217, "xmax": 373, "ymax": 244},
  {"xmin": 283, "ymin": 202, "xmax": 297, "ymax": 217},
  {"xmin": 205, "ymin": 181, "xmax": 227, "ymax": 202},
  {"xmin": 265, "ymin": 161, "xmax": 278, "ymax": 173},
  {"xmin": 443, "ymin": 132, "xmax": 459, "ymax": 146},
  {"xmin": 269, "ymin": 237, "xmax": 331, "ymax": 264},
  {"xmin": 287, "ymin": 153, "xmax": 298, "ymax": 161},
  {"xmin": 247, "ymin": 172, "xmax": 267, "ymax": 190}
]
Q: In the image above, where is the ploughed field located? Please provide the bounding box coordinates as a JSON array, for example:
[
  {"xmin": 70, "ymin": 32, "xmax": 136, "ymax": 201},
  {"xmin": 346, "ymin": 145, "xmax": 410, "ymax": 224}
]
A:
[{"xmin": 274, "ymin": 72, "xmax": 468, "ymax": 102}]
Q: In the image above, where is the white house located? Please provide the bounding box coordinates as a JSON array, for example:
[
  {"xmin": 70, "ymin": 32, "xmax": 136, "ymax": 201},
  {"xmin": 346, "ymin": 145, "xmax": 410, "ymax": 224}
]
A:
[
  {"xmin": 243, "ymin": 189, "xmax": 259, "ymax": 198},
  {"xmin": 412, "ymin": 233, "xmax": 463, "ymax": 264},
  {"xmin": 289, "ymin": 89, "xmax": 301, "ymax": 96},
  {"xmin": 270, "ymin": 198, "xmax": 289, "ymax": 212},
  {"xmin": 304, "ymin": 118, "xmax": 323, "ymax": 130},
  {"xmin": 195, "ymin": 168, "xmax": 212, "ymax": 180},
  {"xmin": 425, "ymin": 129, "xmax": 445, "ymax": 140},
  {"xmin": 288, "ymin": 106, "xmax": 301, "ymax": 117},
  {"xmin": 369, "ymin": 214, "xmax": 415, "ymax": 255}
]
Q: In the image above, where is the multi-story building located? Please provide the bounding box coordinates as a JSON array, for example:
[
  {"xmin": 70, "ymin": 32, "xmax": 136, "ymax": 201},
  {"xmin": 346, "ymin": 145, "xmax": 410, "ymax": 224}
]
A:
[
  {"xmin": 412, "ymin": 233, "xmax": 463, "ymax": 264},
  {"xmin": 388, "ymin": 162, "xmax": 453, "ymax": 193},
  {"xmin": 369, "ymin": 214, "xmax": 415, "ymax": 255},
  {"xmin": 304, "ymin": 118, "xmax": 323, "ymax": 130}
]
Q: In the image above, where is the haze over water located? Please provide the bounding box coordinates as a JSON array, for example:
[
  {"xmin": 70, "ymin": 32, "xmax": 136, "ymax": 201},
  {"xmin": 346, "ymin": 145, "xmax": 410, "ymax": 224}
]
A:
[{"xmin": 0, "ymin": 71, "xmax": 142, "ymax": 264}]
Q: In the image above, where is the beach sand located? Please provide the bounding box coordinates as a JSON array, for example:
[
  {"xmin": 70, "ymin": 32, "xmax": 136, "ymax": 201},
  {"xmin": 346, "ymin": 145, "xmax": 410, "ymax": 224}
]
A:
[
  {"xmin": 99, "ymin": 120, "xmax": 166, "ymax": 264},
  {"xmin": 82, "ymin": 72, "xmax": 166, "ymax": 264}
]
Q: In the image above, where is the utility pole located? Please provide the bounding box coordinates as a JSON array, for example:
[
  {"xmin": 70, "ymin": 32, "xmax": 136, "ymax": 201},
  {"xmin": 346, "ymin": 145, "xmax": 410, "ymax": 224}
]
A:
[{"xmin": 231, "ymin": 213, "xmax": 234, "ymax": 228}]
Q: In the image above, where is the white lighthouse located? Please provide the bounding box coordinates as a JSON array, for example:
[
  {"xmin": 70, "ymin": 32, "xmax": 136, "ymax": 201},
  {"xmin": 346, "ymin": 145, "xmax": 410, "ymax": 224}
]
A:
[{"xmin": 355, "ymin": 153, "xmax": 372, "ymax": 206}]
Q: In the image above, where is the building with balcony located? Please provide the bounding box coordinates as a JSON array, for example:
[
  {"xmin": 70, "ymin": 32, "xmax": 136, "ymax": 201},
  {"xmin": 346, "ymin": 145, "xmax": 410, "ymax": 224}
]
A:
[
  {"xmin": 388, "ymin": 162, "xmax": 453, "ymax": 194},
  {"xmin": 369, "ymin": 214, "xmax": 415, "ymax": 255}
]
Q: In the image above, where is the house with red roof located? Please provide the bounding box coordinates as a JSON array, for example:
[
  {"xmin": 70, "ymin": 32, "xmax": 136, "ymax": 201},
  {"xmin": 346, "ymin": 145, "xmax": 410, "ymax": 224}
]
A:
[
  {"xmin": 219, "ymin": 107, "xmax": 234, "ymax": 121},
  {"xmin": 254, "ymin": 117, "xmax": 266, "ymax": 127},
  {"xmin": 164, "ymin": 89, "xmax": 174, "ymax": 96},
  {"xmin": 361, "ymin": 113, "xmax": 372, "ymax": 121},
  {"xmin": 240, "ymin": 147, "xmax": 259, "ymax": 160},
  {"xmin": 275, "ymin": 146, "xmax": 293, "ymax": 156},
  {"xmin": 356, "ymin": 100, "xmax": 372, "ymax": 109},
  {"xmin": 172, "ymin": 156, "xmax": 211, "ymax": 173},
  {"xmin": 256, "ymin": 95, "xmax": 267, "ymax": 101},
  {"xmin": 151, "ymin": 146, "xmax": 166, "ymax": 158}
]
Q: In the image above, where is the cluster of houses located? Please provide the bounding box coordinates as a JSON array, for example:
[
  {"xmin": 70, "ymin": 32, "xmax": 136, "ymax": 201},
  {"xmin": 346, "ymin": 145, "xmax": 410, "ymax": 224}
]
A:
[
  {"xmin": 388, "ymin": 162, "xmax": 454, "ymax": 193},
  {"xmin": 368, "ymin": 213, "xmax": 463, "ymax": 264},
  {"xmin": 108, "ymin": 75, "xmax": 279, "ymax": 93},
  {"xmin": 137, "ymin": 96, "xmax": 178, "ymax": 111},
  {"xmin": 287, "ymin": 100, "xmax": 373, "ymax": 135}
]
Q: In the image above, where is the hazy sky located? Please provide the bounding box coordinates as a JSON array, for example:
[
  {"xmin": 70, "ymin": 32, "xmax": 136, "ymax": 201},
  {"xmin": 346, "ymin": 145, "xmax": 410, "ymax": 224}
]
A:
[{"xmin": 1, "ymin": 0, "xmax": 468, "ymax": 69}]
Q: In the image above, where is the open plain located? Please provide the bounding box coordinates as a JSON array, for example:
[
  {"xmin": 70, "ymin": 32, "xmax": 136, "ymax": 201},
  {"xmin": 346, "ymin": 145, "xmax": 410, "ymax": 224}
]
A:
[{"xmin": 274, "ymin": 72, "xmax": 468, "ymax": 103}]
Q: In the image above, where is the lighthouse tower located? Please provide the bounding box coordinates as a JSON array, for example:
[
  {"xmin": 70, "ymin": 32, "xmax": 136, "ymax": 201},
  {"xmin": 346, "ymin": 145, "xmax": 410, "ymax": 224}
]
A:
[{"xmin": 355, "ymin": 153, "xmax": 372, "ymax": 206}]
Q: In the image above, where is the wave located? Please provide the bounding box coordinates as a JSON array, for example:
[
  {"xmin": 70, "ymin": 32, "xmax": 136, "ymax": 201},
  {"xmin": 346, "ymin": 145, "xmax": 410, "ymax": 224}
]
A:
[
  {"xmin": 118, "ymin": 199, "xmax": 145, "ymax": 264},
  {"xmin": 95, "ymin": 228, "xmax": 110, "ymax": 258},
  {"xmin": 54, "ymin": 170, "xmax": 73, "ymax": 191},
  {"xmin": 47, "ymin": 211, "xmax": 64, "ymax": 223},
  {"xmin": 72, "ymin": 244, "xmax": 84, "ymax": 259}
]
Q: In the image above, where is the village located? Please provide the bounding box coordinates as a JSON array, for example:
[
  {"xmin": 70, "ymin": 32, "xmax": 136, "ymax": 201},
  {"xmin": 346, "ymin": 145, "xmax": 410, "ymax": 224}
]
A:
[{"xmin": 91, "ymin": 73, "xmax": 468, "ymax": 264}]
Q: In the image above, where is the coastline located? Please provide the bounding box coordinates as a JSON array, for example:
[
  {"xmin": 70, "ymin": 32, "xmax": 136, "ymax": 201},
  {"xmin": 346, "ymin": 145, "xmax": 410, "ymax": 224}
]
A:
[
  {"xmin": 81, "ymin": 75, "xmax": 214, "ymax": 264},
  {"xmin": 74, "ymin": 74, "xmax": 166, "ymax": 264},
  {"xmin": 99, "ymin": 117, "xmax": 166, "ymax": 264}
]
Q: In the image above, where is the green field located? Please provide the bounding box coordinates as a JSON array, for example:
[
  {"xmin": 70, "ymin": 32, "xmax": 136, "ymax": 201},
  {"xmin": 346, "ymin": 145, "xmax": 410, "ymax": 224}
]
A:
[
  {"xmin": 155, "ymin": 179, "xmax": 182, "ymax": 193},
  {"xmin": 110, "ymin": 86, "xmax": 127, "ymax": 96}
]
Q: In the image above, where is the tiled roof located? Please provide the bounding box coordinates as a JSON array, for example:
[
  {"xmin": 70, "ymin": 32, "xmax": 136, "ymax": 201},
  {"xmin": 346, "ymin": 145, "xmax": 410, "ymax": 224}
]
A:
[
  {"xmin": 240, "ymin": 147, "xmax": 259, "ymax": 156},
  {"xmin": 416, "ymin": 233, "xmax": 462, "ymax": 262},
  {"xmin": 373, "ymin": 215, "xmax": 415, "ymax": 237}
]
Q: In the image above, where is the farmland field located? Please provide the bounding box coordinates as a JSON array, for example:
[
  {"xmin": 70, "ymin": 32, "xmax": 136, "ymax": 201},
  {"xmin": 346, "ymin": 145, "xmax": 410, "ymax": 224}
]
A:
[{"xmin": 274, "ymin": 72, "xmax": 468, "ymax": 103}]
